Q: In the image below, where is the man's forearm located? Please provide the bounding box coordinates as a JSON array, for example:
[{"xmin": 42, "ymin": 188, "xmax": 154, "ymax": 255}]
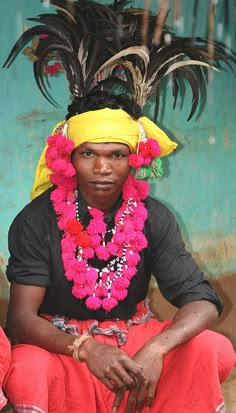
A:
[
  {"xmin": 6, "ymin": 312, "xmax": 76, "ymax": 356},
  {"xmin": 149, "ymin": 300, "xmax": 219, "ymax": 356}
]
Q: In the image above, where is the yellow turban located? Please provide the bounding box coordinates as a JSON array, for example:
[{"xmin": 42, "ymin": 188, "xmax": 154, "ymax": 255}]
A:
[{"xmin": 31, "ymin": 108, "xmax": 177, "ymax": 200}]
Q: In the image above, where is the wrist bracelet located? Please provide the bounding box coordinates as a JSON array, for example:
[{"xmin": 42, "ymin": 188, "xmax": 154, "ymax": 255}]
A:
[{"xmin": 68, "ymin": 334, "xmax": 94, "ymax": 362}]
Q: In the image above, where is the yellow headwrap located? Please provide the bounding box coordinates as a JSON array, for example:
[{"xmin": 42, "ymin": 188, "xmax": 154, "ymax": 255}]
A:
[{"xmin": 31, "ymin": 108, "xmax": 177, "ymax": 200}]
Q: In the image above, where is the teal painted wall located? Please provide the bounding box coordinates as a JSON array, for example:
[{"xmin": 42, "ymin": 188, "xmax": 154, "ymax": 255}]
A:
[{"xmin": 0, "ymin": 0, "xmax": 235, "ymax": 295}]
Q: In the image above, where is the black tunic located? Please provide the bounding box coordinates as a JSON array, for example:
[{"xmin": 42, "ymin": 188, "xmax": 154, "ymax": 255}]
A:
[{"xmin": 6, "ymin": 187, "xmax": 223, "ymax": 321}]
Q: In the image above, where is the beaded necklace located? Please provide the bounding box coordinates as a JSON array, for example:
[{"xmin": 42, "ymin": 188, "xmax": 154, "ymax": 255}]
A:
[{"xmin": 46, "ymin": 131, "xmax": 150, "ymax": 311}]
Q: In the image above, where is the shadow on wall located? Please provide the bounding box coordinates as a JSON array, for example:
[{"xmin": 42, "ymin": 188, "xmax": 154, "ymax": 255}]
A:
[{"xmin": 211, "ymin": 274, "xmax": 236, "ymax": 348}]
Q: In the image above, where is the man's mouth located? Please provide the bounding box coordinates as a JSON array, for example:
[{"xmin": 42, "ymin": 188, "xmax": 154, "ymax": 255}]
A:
[{"xmin": 90, "ymin": 180, "xmax": 114, "ymax": 188}]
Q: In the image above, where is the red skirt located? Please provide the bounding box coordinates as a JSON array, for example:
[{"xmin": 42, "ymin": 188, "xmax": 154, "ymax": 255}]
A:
[
  {"xmin": 3, "ymin": 304, "xmax": 236, "ymax": 413},
  {"xmin": 0, "ymin": 327, "xmax": 11, "ymax": 409}
]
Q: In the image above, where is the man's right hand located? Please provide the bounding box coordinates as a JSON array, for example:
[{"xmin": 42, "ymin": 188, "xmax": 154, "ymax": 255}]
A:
[{"xmin": 79, "ymin": 339, "xmax": 147, "ymax": 393}]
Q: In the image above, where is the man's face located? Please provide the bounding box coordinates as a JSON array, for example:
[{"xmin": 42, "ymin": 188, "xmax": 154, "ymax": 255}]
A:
[{"xmin": 71, "ymin": 142, "xmax": 130, "ymax": 205}]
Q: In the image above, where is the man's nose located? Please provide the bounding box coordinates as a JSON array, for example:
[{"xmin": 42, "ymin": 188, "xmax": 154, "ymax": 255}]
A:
[{"xmin": 93, "ymin": 157, "xmax": 112, "ymax": 174}]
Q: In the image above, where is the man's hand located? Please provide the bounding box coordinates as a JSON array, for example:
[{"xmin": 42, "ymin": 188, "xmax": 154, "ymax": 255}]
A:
[
  {"xmin": 112, "ymin": 300, "xmax": 219, "ymax": 412},
  {"xmin": 113, "ymin": 338, "xmax": 164, "ymax": 413},
  {"xmin": 79, "ymin": 340, "xmax": 147, "ymax": 394}
]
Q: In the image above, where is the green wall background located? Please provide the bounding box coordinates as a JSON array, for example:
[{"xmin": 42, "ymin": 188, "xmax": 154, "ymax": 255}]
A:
[{"xmin": 0, "ymin": 0, "xmax": 235, "ymax": 301}]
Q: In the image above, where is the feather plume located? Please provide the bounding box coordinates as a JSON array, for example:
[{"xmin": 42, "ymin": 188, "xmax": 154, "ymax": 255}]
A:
[{"xmin": 3, "ymin": 0, "xmax": 236, "ymax": 119}]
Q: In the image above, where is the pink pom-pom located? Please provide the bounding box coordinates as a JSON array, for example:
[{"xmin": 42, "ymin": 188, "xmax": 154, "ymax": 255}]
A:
[
  {"xmin": 47, "ymin": 134, "xmax": 57, "ymax": 145},
  {"xmin": 126, "ymin": 251, "xmax": 140, "ymax": 266},
  {"xmin": 51, "ymin": 175, "xmax": 76, "ymax": 190},
  {"xmin": 122, "ymin": 174, "xmax": 137, "ymax": 200},
  {"xmin": 89, "ymin": 208, "xmax": 104, "ymax": 218},
  {"xmin": 61, "ymin": 238, "xmax": 73, "ymax": 252},
  {"xmin": 64, "ymin": 163, "xmax": 76, "ymax": 177},
  {"xmin": 122, "ymin": 266, "xmax": 137, "ymax": 279},
  {"xmin": 82, "ymin": 247, "xmax": 94, "ymax": 259},
  {"xmin": 46, "ymin": 146, "xmax": 58, "ymax": 159},
  {"xmin": 51, "ymin": 187, "xmax": 67, "ymax": 203},
  {"xmin": 85, "ymin": 296, "xmax": 102, "ymax": 310},
  {"xmin": 136, "ymin": 181, "xmax": 149, "ymax": 200},
  {"xmin": 129, "ymin": 154, "xmax": 144, "ymax": 168},
  {"xmin": 58, "ymin": 215, "xmax": 68, "ymax": 230},
  {"xmin": 86, "ymin": 267, "xmax": 98, "ymax": 283},
  {"xmin": 63, "ymin": 176, "xmax": 77, "ymax": 191},
  {"xmin": 51, "ymin": 159, "xmax": 67, "ymax": 174},
  {"xmin": 62, "ymin": 251, "xmax": 74, "ymax": 264},
  {"xmin": 113, "ymin": 277, "xmax": 130, "ymax": 290},
  {"xmin": 143, "ymin": 156, "xmax": 152, "ymax": 166},
  {"xmin": 106, "ymin": 241, "xmax": 118, "ymax": 255},
  {"xmin": 111, "ymin": 287, "xmax": 128, "ymax": 301},
  {"xmin": 113, "ymin": 232, "xmax": 125, "ymax": 244},
  {"xmin": 53, "ymin": 196, "xmax": 69, "ymax": 212},
  {"xmin": 73, "ymin": 272, "xmax": 87, "ymax": 284},
  {"xmin": 52, "ymin": 134, "xmax": 66, "ymax": 147},
  {"xmin": 63, "ymin": 204, "xmax": 77, "ymax": 220},
  {"xmin": 72, "ymin": 260, "xmax": 87, "ymax": 272},
  {"xmin": 60, "ymin": 138, "xmax": 74, "ymax": 153},
  {"xmin": 133, "ymin": 232, "xmax": 148, "ymax": 250},
  {"xmin": 95, "ymin": 245, "xmax": 110, "ymax": 260},
  {"xmin": 125, "ymin": 231, "xmax": 136, "ymax": 243},
  {"xmin": 50, "ymin": 174, "xmax": 59, "ymax": 186},
  {"xmin": 123, "ymin": 219, "xmax": 134, "ymax": 233},
  {"xmin": 132, "ymin": 217, "xmax": 145, "ymax": 231},
  {"xmin": 72, "ymin": 285, "xmax": 87, "ymax": 299},
  {"xmin": 64, "ymin": 268, "xmax": 74, "ymax": 281},
  {"xmin": 124, "ymin": 174, "xmax": 149, "ymax": 201},
  {"xmin": 147, "ymin": 138, "xmax": 161, "ymax": 157},
  {"xmin": 87, "ymin": 219, "xmax": 106, "ymax": 234},
  {"xmin": 136, "ymin": 204, "xmax": 148, "ymax": 220},
  {"xmin": 90, "ymin": 235, "xmax": 101, "ymax": 248},
  {"xmin": 101, "ymin": 297, "xmax": 118, "ymax": 311}
]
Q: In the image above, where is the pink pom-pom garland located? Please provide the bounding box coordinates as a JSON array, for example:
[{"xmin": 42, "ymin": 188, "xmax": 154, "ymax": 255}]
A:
[{"xmin": 46, "ymin": 129, "xmax": 150, "ymax": 312}]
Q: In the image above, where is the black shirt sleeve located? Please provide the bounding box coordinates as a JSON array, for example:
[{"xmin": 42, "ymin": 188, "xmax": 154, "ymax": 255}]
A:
[
  {"xmin": 146, "ymin": 197, "xmax": 223, "ymax": 314},
  {"xmin": 6, "ymin": 202, "xmax": 52, "ymax": 287}
]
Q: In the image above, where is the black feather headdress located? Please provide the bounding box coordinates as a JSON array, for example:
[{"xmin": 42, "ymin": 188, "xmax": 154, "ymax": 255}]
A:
[{"xmin": 3, "ymin": 0, "xmax": 236, "ymax": 120}]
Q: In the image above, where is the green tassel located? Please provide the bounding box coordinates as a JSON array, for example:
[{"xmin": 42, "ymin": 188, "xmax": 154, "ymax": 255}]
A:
[{"xmin": 131, "ymin": 158, "xmax": 163, "ymax": 180}]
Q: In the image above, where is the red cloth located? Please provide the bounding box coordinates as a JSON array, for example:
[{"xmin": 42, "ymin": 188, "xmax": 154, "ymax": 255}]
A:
[
  {"xmin": 0, "ymin": 327, "xmax": 11, "ymax": 409},
  {"xmin": 3, "ymin": 308, "xmax": 236, "ymax": 413}
]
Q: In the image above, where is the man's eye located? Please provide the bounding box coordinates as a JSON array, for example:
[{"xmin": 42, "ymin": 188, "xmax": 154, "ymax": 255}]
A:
[
  {"xmin": 112, "ymin": 152, "xmax": 122, "ymax": 158},
  {"xmin": 83, "ymin": 151, "xmax": 94, "ymax": 157}
]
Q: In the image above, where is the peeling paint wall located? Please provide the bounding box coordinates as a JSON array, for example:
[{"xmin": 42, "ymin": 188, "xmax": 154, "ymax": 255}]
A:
[{"xmin": 0, "ymin": 0, "xmax": 236, "ymax": 316}]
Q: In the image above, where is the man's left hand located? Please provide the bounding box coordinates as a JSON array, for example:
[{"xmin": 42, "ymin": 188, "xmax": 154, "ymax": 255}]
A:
[{"xmin": 112, "ymin": 338, "xmax": 164, "ymax": 413}]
